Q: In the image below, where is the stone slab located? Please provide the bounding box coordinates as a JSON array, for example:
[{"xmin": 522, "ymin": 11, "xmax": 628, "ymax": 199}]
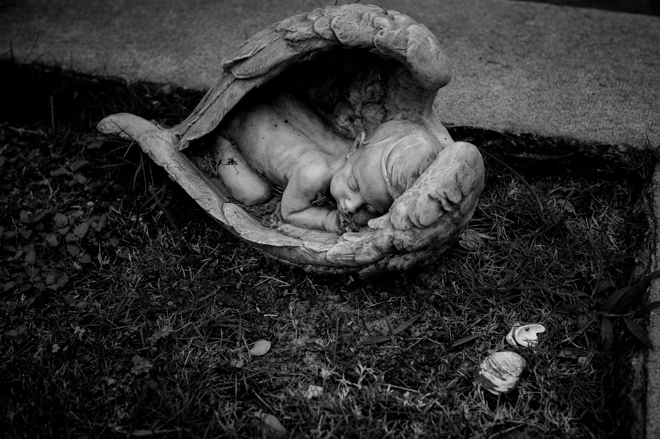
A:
[{"xmin": 0, "ymin": 0, "xmax": 658, "ymax": 148}]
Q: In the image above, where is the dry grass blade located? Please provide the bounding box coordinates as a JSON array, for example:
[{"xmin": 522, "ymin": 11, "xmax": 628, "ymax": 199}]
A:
[
  {"xmin": 451, "ymin": 333, "xmax": 483, "ymax": 348},
  {"xmin": 392, "ymin": 312, "xmax": 424, "ymax": 335},
  {"xmin": 360, "ymin": 335, "xmax": 392, "ymax": 346},
  {"xmin": 359, "ymin": 313, "xmax": 424, "ymax": 345}
]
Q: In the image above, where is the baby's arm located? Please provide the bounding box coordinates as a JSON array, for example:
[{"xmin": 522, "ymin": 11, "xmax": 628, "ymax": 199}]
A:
[{"xmin": 280, "ymin": 162, "xmax": 342, "ymax": 233}]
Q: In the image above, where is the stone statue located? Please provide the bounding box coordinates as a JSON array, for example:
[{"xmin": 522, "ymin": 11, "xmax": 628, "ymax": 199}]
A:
[{"xmin": 98, "ymin": 4, "xmax": 486, "ymax": 276}]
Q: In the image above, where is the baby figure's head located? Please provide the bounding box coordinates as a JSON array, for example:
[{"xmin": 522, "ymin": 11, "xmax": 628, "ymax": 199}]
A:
[{"xmin": 330, "ymin": 120, "xmax": 442, "ymax": 222}]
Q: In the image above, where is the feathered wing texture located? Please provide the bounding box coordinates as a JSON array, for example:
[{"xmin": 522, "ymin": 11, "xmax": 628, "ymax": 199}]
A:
[
  {"xmin": 97, "ymin": 114, "xmax": 231, "ymax": 226},
  {"xmin": 170, "ymin": 4, "xmax": 451, "ymax": 150}
]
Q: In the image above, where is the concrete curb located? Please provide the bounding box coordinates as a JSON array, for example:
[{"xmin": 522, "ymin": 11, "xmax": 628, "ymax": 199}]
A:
[{"xmin": 1, "ymin": 0, "xmax": 658, "ymax": 148}]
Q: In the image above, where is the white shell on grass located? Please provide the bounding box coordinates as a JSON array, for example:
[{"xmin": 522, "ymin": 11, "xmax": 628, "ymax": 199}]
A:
[
  {"xmin": 505, "ymin": 324, "xmax": 546, "ymax": 347},
  {"xmin": 249, "ymin": 340, "xmax": 271, "ymax": 356},
  {"xmin": 477, "ymin": 351, "xmax": 526, "ymax": 395}
]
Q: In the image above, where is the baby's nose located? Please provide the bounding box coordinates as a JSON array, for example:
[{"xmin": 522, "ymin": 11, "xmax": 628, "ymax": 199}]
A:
[{"xmin": 344, "ymin": 197, "xmax": 363, "ymax": 214}]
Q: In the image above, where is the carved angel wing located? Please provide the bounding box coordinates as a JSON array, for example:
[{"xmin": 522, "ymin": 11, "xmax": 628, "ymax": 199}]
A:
[
  {"xmin": 98, "ymin": 4, "xmax": 482, "ymax": 276},
  {"xmin": 170, "ymin": 4, "xmax": 452, "ymax": 149}
]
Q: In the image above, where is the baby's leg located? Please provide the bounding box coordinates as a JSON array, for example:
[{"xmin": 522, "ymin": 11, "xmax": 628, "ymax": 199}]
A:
[{"xmin": 214, "ymin": 135, "xmax": 272, "ymax": 206}]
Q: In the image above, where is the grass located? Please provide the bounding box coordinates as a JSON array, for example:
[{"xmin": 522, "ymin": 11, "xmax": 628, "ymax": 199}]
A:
[{"xmin": 0, "ymin": 60, "xmax": 658, "ymax": 438}]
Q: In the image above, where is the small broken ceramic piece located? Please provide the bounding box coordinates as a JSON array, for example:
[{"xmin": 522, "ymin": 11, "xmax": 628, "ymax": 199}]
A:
[
  {"xmin": 505, "ymin": 324, "xmax": 546, "ymax": 347},
  {"xmin": 477, "ymin": 351, "xmax": 526, "ymax": 395},
  {"xmin": 249, "ymin": 340, "xmax": 271, "ymax": 356}
]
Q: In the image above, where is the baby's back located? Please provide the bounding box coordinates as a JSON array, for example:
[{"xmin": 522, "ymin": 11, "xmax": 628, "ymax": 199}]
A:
[{"xmin": 222, "ymin": 94, "xmax": 351, "ymax": 188}]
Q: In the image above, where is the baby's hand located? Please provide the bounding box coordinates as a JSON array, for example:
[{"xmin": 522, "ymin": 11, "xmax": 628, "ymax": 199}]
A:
[
  {"xmin": 336, "ymin": 211, "xmax": 364, "ymax": 233},
  {"xmin": 324, "ymin": 210, "xmax": 365, "ymax": 234},
  {"xmin": 351, "ymin": 208, "xmax": 379, "ymax": 226}
]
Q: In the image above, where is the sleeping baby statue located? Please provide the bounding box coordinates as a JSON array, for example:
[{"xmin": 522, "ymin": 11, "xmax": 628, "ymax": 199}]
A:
[
  {"xmin": 207, "ymin": 92, "xmax": 462, "ymax": 234},
  {"xmin": 97, "ymin": 3, "xmax": 486, "ymax": 274}
]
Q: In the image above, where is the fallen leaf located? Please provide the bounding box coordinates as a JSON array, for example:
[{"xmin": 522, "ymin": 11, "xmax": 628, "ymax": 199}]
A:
[
  {"xmin": 19, "ymin": 210, "xmax": 31, "ymax": 223},
  {"xmin": 31, "ymin": 211, "xmax": 45, "ymax": 224},
  {"xmin": 3, "ymin": 230, "xmax": 18, "ymax": 239},
  {"xmin": 69, "ymin": 159, "xmax": 89, "ymax": 172},
  {"xmin": 253, "ymin": 411, "xmax": 286, "ymax": 433},
  {"xmin": 76, "ymin": 300, "xmax": 88, "ymax": 309},
  {"xmin": 249, "ymin": 340, "xmax": 271, "ymax": 356},
  {"xmin": 67, "ymin": 245, "xmax": 81, "ymax": 257},
  {"xmin": 86, "ymin": 139, "xmax": 103, "ymax": 150},
  {"xmin": 73, "ymin": 222, "xmax": 89, "ymax": 239},
  {"xmin": 45, "ymin": 233, "xmax": 60, "ymax": 247},
  {"xmin": 72, "ymin": 173, "xmax": 87, "ymax": 184},
  {"xmin": 24, "ymin": 249, "xmax": 37, "ymax": 265},
  {"xmin": 50, "ymin": 166, "xmax": 70, "ymax": 177},
  {"xmin": 53, "ymin": 213, "xmax": 68, "ymax": 227}
]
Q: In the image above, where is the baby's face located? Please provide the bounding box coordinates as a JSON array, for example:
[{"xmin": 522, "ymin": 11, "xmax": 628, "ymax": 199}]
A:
[{"xmin": 330, "ymin": 145, "xmax": 393, "ymax": 221}]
